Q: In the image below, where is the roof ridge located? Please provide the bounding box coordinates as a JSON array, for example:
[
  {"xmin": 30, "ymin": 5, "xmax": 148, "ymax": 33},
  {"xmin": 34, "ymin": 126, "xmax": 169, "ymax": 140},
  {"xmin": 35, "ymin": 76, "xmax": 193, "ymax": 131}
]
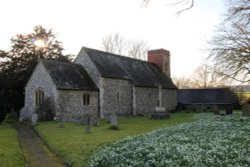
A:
[{"xmin": 82, "ymin": 46, "xmax": 149, "ymax": 64}]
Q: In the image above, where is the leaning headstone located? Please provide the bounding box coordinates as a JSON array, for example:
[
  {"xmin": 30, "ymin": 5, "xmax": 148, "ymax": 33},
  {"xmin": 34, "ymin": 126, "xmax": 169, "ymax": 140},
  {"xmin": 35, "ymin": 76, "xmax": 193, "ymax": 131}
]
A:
[
  {"xmin": 109, "ymin": 114, "xmax": 119, "ymax": 130},
  {"xmin": 242, "ymin": 103, "xmax": 250, "ymax": 117}
]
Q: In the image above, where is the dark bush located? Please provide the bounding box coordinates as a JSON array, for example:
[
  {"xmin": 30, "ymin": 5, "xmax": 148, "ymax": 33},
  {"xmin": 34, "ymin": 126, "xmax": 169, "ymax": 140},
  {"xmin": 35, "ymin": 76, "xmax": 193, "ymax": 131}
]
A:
[{"xmin": 0, "ymin": 110, "xmax": 6, "ymax": 124}]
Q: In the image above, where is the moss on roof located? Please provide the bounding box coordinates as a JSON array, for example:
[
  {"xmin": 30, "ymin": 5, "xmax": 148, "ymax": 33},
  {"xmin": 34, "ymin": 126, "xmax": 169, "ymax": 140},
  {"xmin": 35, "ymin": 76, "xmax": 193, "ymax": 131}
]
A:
[
  {"xmin": 41, "ymin": 60, "xmax": 98, "ymax": 91},
  {"xmin": 82, "ymin": 47, "xmax": 177, "ymax": 89}
]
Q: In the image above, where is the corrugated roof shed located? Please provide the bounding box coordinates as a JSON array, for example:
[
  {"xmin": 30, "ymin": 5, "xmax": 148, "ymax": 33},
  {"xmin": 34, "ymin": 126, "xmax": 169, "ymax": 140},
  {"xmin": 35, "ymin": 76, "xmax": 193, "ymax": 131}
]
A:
[
  {"xmin": 82, "ymin": 47, "xmax": 177, "ymax": 89},
  {"xmin": 41, "ymin": 60, "xmax": 98, "ymax": 91},
  {"xmin": 177, "ymin": 88, "xmax": 236, "ymax": 105}
]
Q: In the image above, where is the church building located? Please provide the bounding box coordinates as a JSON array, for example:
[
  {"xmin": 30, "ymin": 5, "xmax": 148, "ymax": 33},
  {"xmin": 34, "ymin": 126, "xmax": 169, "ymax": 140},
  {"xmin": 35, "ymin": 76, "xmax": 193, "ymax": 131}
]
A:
[{"xmin": 20, "ymin": 47, "xmax": 177, "ymax": 122}]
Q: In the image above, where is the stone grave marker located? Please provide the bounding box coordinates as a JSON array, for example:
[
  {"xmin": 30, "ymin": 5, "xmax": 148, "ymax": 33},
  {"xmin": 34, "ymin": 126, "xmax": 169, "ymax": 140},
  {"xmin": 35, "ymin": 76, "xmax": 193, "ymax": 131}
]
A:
[
  {"xmin": 151, "ymin": 107, "xmax": 169, "ymax": 119},
  {"xmin": 242, "ymin": 102, "xmax": 250, "ymax": 117},
  {"xmin": 31, "ymin": 108, "xmax": 39, "ymax": 125},
  {"xmin": 109, "ymin": 114, "xmax": 119, "ymax": 130}
]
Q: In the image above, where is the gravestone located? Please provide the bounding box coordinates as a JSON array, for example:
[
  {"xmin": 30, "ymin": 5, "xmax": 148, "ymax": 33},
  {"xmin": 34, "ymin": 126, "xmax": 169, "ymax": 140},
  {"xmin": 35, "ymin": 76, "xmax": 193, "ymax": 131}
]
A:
[
  {"xmin": 242, "ymin": 103, "xmax": 250, "ymax": 117},
  {"xmin": 31, "ymin": 113, "xmax": 38, "ymax": 126},
  {"xmin": 109, "ymin": 114, "xmax": 119, "ymax": 130},
  {"xmin": 151, "ymin": 107, "xmax": 169, "ymax": 119}
]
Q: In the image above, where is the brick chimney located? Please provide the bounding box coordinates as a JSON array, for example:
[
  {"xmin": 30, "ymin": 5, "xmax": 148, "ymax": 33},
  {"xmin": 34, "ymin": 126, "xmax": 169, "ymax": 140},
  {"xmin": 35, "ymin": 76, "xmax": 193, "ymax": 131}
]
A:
[{"xmin": 148, "ymin": 49, "xmax": 171, "ymax": 77}]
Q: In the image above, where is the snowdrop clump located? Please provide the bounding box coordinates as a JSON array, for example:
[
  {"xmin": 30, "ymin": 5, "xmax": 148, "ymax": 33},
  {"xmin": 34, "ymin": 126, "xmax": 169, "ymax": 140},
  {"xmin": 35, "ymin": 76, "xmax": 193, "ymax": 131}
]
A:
[{"xmin": 90, "ymin": 113, "xmax": 250, "ymax": 167}]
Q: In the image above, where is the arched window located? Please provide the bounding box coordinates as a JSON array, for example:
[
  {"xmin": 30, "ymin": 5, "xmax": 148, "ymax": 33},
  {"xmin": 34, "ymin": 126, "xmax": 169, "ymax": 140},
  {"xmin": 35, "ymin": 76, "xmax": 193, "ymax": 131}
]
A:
[
  {"xmin": 35, "ymin": 88, "xmax": 44, "ymax": 106},
  {"xmin": 83, "ymin": 93, "xmax": 90, "ymax": 106}
]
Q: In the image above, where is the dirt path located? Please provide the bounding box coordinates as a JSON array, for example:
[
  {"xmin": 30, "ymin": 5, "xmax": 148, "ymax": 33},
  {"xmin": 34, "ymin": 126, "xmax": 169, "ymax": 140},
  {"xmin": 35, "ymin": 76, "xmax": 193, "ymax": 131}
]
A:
[{"xmin": 13, "ymin": 123, "xmax": 65, "ymax": 167}]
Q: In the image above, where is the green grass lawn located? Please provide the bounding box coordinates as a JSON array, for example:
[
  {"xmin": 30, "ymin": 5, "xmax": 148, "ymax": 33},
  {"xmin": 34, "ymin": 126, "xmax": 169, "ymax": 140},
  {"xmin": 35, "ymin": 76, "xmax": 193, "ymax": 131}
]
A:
[
  {"xmin": 0, "ymin": 123, "xmax": 26, "ymax": 167},
  {"xmin": 35, "ymin": 112, "xmax": 195, "ymax": 167}
]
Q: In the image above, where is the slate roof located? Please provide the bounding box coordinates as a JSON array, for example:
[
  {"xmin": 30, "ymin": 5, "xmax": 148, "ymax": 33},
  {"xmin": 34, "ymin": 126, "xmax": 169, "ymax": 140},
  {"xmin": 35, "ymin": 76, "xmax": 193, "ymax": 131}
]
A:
[
  {"xmin": 82, "ymin": 47, "xmax": 177, "ymax": 89},
  {"xmin": 177, "ymin": 88, "xmax": 236, "ymax": 105},
  {"xmin": 41, "ymin": 60, "xmax": 98, "ymax": 91}
]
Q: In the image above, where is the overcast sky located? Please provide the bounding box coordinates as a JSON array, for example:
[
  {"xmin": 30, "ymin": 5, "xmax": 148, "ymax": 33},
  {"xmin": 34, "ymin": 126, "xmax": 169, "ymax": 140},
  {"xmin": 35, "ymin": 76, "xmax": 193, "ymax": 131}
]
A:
[{"xmin": 0, "ymin": 0, "xmax": 226, "ymax": 76}]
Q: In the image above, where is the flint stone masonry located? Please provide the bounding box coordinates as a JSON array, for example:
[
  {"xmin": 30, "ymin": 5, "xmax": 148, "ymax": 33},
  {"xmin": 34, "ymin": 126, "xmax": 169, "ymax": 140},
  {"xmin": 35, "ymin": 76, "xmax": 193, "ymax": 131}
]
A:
[
  {"xmin": 75, "ymin": 48, "xmax": 101, "ymax": 88},
  {"xmin": 20, "ymin": 62, "xmax": 57, "ymax": 121},
  {"xmin": 134, "ymin": 87, "xmax": 177, "ymax": 115},
  {"xmin": 134, "ymin": 87, "xmax": 159, "ymax": 115},
  {"xmin": 100, "ymin": 78, "xmax": 132, "ymax": 117},
  {"xmin": 56, "ymin": 90, "xmax": 98, "ymax": 122},
  {"xmin": 21, "ymin": 61, "xmax": 98, "ymax": 122}
]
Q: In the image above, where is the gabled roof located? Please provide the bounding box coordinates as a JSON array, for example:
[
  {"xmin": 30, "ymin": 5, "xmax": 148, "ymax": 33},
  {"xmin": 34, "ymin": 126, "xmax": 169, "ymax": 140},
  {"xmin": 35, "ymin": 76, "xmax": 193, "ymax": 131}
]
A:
[
  {"xmin": 177, "ymin": 88, "xmax": 236, "ymax": 105},
  {"xmin": 82, "ymin": 47, "xmax": 177, "ymax": 89},
  {"xmin": 41, "ymin": 60, "xmax": 98, "ymax": 91}
]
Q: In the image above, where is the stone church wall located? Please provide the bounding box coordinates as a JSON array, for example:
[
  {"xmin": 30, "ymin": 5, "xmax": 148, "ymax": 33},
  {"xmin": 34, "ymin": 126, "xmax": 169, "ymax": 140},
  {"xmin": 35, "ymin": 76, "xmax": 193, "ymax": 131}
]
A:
[
  {"xmin": 100, "ymin": 78, "xmax": 132, "ymax": 117},
  {"xmin": 74, "ymin": 49, "xmax": 101, "ymax": 88},
  {"xmin": 134, "ymin": 87, "xmax": 159, "ymax": 115},
  {"xmin": 162, "ymin": 89, "xmax": 177, "ymax": 111},
  {"xmin": 20, "ymin": 62, "xmax": 57, "ymax": 120},
  {"xmin": 134, "ymin": 87, "xmax": 177, "ymax": 115},
  {"xmin": 56, "ymin": 90, "xmax": 98, "ymax": 122}
]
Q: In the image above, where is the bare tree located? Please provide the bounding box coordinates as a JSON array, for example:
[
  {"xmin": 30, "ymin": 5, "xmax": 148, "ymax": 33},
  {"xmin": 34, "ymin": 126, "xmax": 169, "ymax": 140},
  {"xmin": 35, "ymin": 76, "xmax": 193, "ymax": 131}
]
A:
[
  {"xmin": 226, "ymin": 0, "xmax": 250, "ymax": 25},
  {"xmin": 172, "ymin": 76, "xmax": 193, "ymax": 88},
  {"xmin": 128, "ymin": 40, "xmax": 149, "ymax": 60},
  {"xmin": 102, "ymin": 33, "xmax": 128, "ymax": 55},
  {"xmin": 191, "ymin": 64, "xmax": 227, "ymax": 88},
  {"xmin": 209, "ymin": 0, "xmax": 250, "ymax": 83},
  {"xmin": 143, "ymin": 0, "xmax": 194, "ymax": 14},
  {"xmin": 173, "ymin": 64, "xmax": 229, "ymax": 89},
  {"xmin": 102, "ymin": 33, "xmax": 149, "ymax": 60}
]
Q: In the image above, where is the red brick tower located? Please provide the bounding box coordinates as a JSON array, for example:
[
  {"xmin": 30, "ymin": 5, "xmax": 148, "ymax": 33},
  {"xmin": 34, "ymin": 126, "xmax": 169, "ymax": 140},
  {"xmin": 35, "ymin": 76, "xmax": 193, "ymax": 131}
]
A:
[{"xmin": 148, "ymin": 49, "xmax": 171, "ymax": 77}]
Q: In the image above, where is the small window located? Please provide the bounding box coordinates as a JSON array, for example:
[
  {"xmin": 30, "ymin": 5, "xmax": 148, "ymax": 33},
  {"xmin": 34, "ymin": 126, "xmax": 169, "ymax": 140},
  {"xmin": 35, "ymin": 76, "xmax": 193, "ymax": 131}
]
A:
[
  {"xmin": 117, "ymin": 92, "xmax": 120, "ymax": 100},
  {"xmin": 83, "ymin": 93, "xmax": 90, "ymax": 106},
  {"xmin": 35, "ymin": 88, "xmax": 44, "ymax": 106}
]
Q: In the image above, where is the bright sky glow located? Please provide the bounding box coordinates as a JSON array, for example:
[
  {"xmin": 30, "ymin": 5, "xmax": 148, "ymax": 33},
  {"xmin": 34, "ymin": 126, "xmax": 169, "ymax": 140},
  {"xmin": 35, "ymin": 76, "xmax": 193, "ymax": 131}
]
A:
[
  {"xmin": 0, "ymin": 0, "xmax": 226, "ymax": 77},
  {"xmin": 34, "ymin": 39, "xmax": 45, "ymax": 49}
]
